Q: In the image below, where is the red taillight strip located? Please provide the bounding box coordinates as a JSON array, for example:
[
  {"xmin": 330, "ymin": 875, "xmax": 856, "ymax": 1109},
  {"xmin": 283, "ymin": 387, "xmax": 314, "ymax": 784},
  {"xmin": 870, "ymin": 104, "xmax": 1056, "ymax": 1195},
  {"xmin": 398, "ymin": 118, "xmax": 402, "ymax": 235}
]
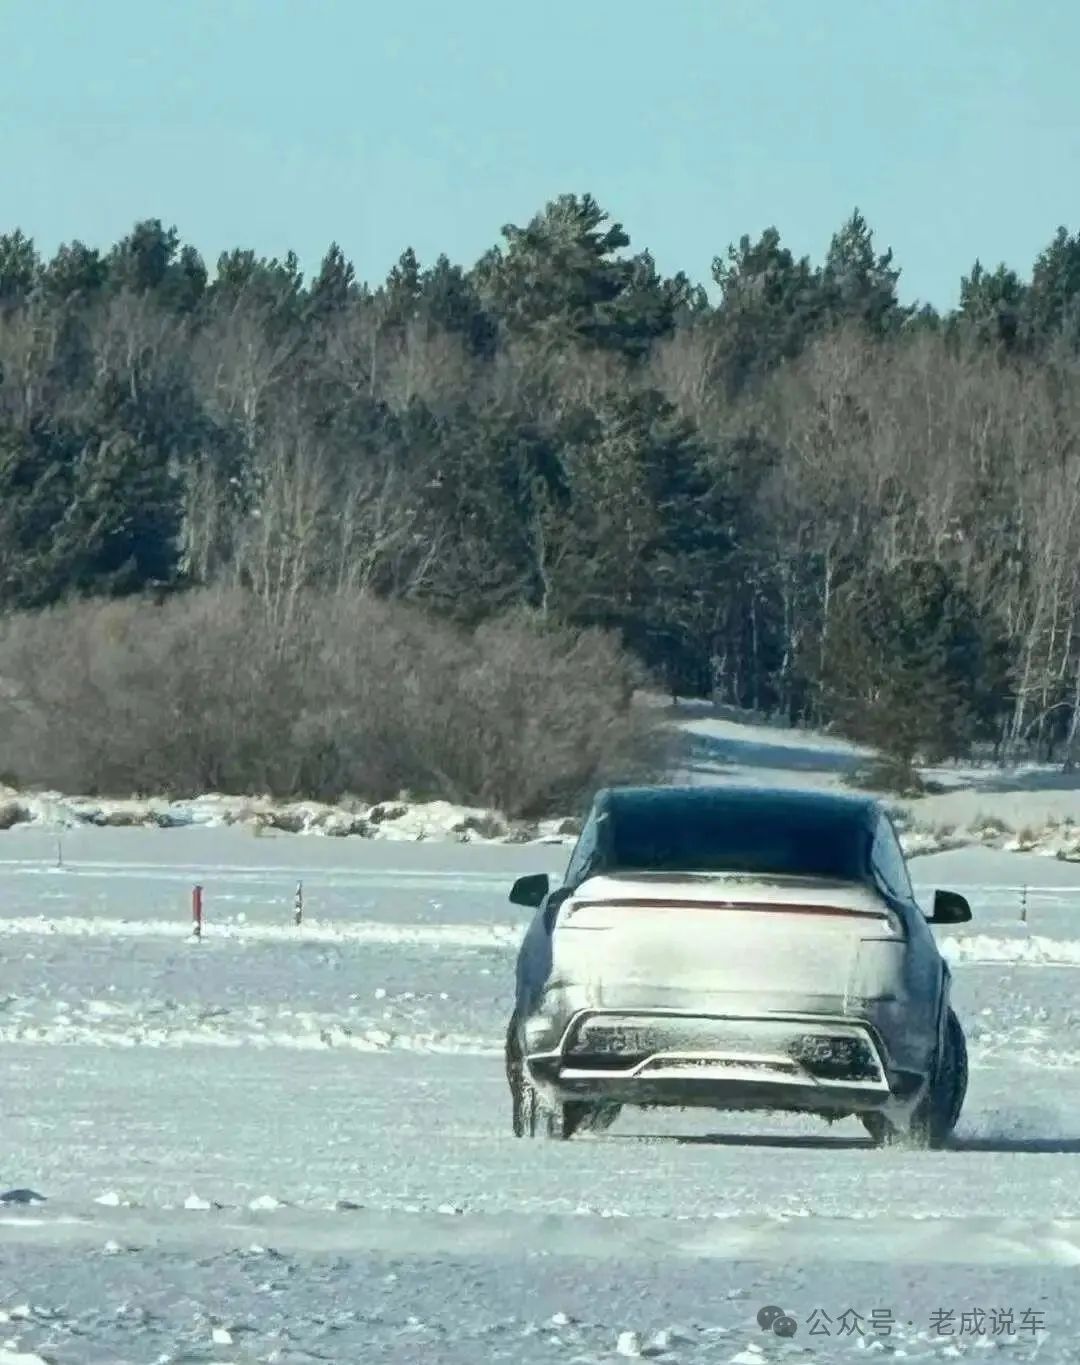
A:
[{"xmin": 569, "ymin": 898, "xmax": 888, "ymax": 919}]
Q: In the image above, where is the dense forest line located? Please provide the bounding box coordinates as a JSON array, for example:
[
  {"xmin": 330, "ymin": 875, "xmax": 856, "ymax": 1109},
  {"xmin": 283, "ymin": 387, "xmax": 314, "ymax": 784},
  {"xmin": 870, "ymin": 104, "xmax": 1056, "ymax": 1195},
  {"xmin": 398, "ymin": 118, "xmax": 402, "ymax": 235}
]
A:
[{"xmin": 2, "ymin": 196, "xmax": 1080, "ymax": 797}]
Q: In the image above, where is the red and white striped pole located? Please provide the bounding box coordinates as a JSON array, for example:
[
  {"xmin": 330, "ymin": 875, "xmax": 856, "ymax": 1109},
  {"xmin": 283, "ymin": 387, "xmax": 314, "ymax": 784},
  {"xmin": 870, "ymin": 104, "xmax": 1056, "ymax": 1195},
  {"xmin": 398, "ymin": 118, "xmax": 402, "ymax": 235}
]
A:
[
  {"xmin": 192, "ymin": 883, "xmax": 203, "ymax": 940},
  {"xmin": 294, "ymin": 880, "xmax": 303, "ymax": 927}
]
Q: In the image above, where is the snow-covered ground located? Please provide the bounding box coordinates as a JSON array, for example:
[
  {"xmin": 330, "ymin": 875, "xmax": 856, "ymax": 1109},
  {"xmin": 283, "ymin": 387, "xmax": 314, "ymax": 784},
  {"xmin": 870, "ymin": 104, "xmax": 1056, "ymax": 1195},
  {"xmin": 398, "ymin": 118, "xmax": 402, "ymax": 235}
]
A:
[
  {"xmin": 1, "ymin": 823, "xmax": 1080, "ymax": 1362},
  {"xmin": 674, "ymin": 707, "xmax": 1080, "ymax": 857},
  {"xmin": 4, "ymin": 716, "xmax": 1080, "ymax": 1361}
]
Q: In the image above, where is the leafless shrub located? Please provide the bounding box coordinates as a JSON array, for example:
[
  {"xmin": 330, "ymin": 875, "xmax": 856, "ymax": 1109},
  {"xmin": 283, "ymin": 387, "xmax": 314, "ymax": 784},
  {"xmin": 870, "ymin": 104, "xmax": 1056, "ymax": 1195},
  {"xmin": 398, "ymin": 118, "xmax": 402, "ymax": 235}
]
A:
[{"xmin": 0, "ymin": 590, "xmax": 657, "ymax": 817}]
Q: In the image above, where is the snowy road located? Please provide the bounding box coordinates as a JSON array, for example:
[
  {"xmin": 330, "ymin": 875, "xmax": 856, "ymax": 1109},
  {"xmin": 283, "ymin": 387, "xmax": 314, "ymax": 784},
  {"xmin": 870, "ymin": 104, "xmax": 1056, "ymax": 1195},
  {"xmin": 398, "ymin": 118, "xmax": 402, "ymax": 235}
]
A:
[{"xmin": 2, "ymin": 827, "xmax": 1080, "ymax": 1362}]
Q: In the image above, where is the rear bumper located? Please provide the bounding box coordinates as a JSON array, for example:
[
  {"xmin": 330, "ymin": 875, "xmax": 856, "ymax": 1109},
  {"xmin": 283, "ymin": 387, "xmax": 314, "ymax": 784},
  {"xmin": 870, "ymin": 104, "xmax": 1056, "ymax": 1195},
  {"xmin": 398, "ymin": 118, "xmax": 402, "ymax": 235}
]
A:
[{"xmin": 524, "ymin": 1007, "xmax": 926, "ymax": 1117}]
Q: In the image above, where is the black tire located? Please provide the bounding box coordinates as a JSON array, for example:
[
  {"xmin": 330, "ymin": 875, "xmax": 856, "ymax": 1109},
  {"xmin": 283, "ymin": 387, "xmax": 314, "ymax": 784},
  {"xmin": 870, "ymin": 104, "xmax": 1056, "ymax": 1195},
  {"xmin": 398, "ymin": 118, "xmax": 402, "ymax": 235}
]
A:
[
  {"xmin": 550, "ymin": 1099, "xmax": 592, "ymax": 1140},
  {"xmin": 505, "ymin": 1014, "xmax": 621, "ymax": 1139},
  {"xmin": 909, "ymin": 1007, "xmax": 966, "ymax": 1149},
  {"xmin": 942, "ymin": 1008, "xmax": 968, "ymax": 1130},
  {"xmin": 584, "ymin": 1102, "xmax": 622, "ymax": 1134},
  {"xmin": 506, "ymin": 1014, "xmax": 534, "ymax": 1137},
  {"xmin": 557, "ymin": 1100, "xmax": 622, "ymax": 1138},
  {"xmin": 859, "ymin": 1110, "xmax": 894, "ymax": 1146},
  {"xmin": 861, "ymin": 1008, "xmax": 966, "ymax": 1150}
]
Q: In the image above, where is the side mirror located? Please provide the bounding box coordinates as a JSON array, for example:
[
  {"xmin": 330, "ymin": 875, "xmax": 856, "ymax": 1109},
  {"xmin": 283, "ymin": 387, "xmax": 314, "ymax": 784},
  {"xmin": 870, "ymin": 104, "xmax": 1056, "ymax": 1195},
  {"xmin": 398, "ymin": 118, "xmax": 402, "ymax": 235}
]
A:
[
  {"xmin": 509, "ymin": 873, "xmax": 550, "ymax": 908},
  {"xmin": 930, "ymin": 889, "xmax": 972, "ymax": 925}
]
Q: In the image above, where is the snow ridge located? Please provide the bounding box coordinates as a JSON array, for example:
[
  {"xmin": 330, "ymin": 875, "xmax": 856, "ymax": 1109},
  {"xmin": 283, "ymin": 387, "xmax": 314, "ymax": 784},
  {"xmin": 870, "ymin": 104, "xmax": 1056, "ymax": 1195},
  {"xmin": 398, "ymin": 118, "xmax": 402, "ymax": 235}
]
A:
[{"xmin": 0, "ymin": 791, "xmax": 578, "ymax": 845}]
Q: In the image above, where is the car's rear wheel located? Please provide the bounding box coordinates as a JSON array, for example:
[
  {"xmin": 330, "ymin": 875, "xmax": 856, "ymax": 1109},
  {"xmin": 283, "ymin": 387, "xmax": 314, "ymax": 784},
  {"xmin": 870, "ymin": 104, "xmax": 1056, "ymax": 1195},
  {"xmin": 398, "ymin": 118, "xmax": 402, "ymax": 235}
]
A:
[
  {"xmin": 506, "ymin": 1014, "xmax": 620, "ymax": 1139},
  {"xmin": 861, "ymin": 1008, "xmax": 967, "ymax": 1150},
  {"xmin": 913, "ymin": 1007, "xmax": 967, "ymax": 1148},
  {"xmin": 859, "ymin": 1110, "xmax": 893, "ymax": 1146}
]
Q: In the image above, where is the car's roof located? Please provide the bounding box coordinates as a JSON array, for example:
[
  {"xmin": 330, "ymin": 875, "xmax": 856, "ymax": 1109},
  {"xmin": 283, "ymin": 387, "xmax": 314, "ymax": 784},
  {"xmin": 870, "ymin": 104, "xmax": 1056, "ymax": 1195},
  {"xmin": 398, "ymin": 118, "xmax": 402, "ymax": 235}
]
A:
[{"xmin": 596, "ymin": 784, "xmax": 880, "ymax": 827}]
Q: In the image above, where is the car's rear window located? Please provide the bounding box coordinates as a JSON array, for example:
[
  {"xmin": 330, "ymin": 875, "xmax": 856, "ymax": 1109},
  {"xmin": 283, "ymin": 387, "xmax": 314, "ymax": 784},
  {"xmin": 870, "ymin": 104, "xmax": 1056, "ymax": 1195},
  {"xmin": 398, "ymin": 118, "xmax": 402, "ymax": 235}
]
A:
[{"xmin": 608, "ymin": 798, "xmax": 868, "ymax": 881}]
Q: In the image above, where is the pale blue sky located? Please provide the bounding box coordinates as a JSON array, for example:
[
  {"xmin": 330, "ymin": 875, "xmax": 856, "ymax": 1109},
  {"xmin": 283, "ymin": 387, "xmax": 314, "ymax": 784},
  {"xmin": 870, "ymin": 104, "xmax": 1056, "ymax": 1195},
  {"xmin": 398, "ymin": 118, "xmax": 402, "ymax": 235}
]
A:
[{"xmin": 3, "ymin": 0, "xmax": 1077, "ymax": 307}]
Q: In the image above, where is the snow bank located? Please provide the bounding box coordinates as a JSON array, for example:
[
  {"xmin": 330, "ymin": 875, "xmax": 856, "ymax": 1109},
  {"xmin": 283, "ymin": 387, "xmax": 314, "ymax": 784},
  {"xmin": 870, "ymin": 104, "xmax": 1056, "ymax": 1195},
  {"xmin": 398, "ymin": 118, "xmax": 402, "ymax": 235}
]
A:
[
  {"xmin": 7, "ymin": 777, "xmax": 1080, "ymax": 861},
  {"xmin": 0, "ymin": 914, "xmax": 518, "ymax": 949},
  {"xmin": 898, "ymin": 817, "xmax": 1080, "ymax": 861},
  {"xmin": 0, "ymin": 788, "xmax": 579, "ymax": 847},
  {"xmin": 940, "ymin": 934, "xmax": 1080, "ymax": 966}
]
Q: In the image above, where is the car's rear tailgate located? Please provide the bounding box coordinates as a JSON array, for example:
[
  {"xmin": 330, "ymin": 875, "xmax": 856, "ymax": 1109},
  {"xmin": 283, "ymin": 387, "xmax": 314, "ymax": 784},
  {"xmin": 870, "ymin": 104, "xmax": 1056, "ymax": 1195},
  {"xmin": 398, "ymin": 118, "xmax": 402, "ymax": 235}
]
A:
[{"xmin": 550, "ymin": 873, "xmax": 899, "ymax": 1011}]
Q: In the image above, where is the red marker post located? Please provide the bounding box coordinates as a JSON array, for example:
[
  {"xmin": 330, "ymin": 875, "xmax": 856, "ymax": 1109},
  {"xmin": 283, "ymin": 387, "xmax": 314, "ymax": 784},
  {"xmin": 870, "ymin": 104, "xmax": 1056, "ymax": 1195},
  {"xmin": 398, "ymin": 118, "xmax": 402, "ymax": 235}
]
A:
[{"xmin": 192, "ymin": 884, "xmax": 203, "ymax": 940}]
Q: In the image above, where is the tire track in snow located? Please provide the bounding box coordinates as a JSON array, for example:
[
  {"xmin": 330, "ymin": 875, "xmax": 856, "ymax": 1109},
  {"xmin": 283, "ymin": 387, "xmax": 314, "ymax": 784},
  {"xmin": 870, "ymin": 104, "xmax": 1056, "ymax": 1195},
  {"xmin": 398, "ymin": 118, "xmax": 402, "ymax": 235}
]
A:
[
  {"xmin": 4, "ymin": 1203, "xmax": 1080, "ymax": 1268},
  {"xmin": 0, "ymin": 1022, "xmax": 498, "ymax": 1054},
  {"xmin": 0, "ymin": 997, "xmax": 498, "ymax": 1055}
]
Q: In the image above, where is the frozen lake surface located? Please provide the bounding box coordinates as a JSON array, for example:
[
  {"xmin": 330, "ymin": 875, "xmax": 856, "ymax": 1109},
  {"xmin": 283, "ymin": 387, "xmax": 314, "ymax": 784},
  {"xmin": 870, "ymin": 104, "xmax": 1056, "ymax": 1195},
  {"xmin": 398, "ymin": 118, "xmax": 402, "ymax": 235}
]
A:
[{"xmin": 1, "ymin": 823, "xmax": 1079, "ymax": 1361}]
